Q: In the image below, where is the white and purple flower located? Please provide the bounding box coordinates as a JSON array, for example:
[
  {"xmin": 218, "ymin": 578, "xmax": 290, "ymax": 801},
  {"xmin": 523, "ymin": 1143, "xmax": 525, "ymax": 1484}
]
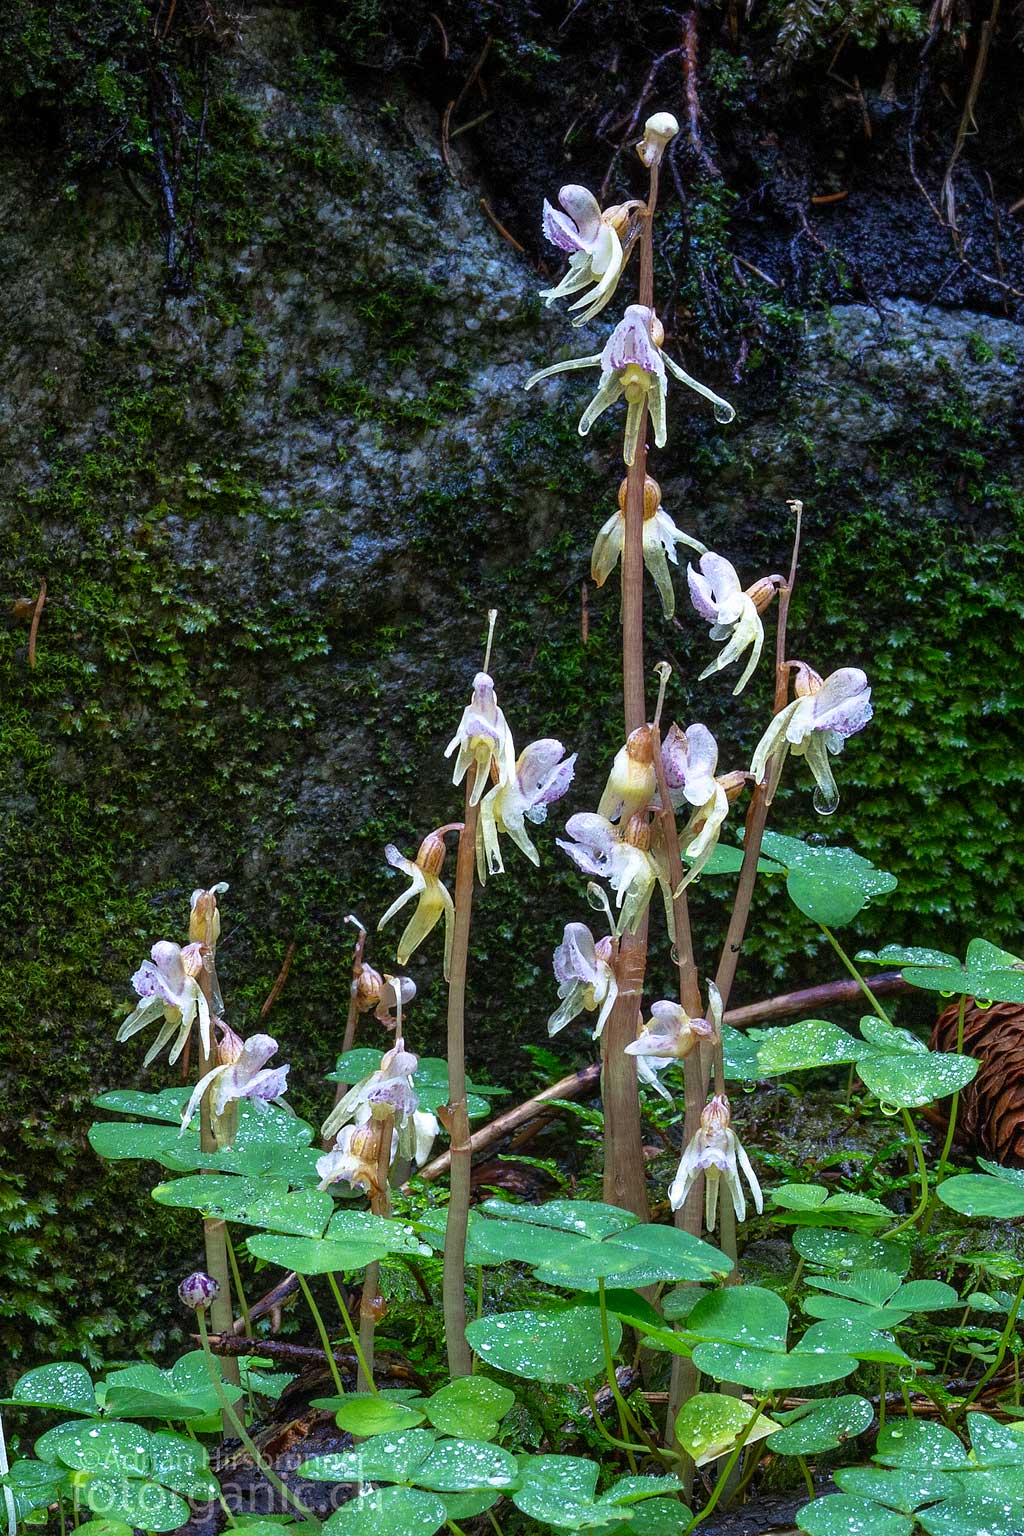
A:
[
  {"xmin": 591, "ymin": 475, "xmax": 706, "ymax": 619},
  {"xmin": 662, "ymin": 722, "xmax": 745, "ymax": 888},
  {"xmin": 625, "ymin": 987, "xmax": 720, "ymax": 1100},
  {"xmin": 548, "ymin": 921, "xmax": 619, "ymax": 1038},
  {"xmin": 540, "ymin": 184, "xmax": 635, "ymax": 326},
  {"xmin": 687, "ymin": 553, "xmax": 766, "ymax": 695},
  {"xmin": 556, "ymin": 812, "xmax": 661, "ymax": 935},
  {"xmin": 525, "ymin": 305, "xmax": 735, "ymax": 467},
  {"xmin": 750, "ymin": 665, "xmax": 873, "ymax": 815},
  {"xmin": 668, "ymin": 1094, "xmax": 762, "ymax": 1230},
  {"xmin": 180, "ymin": 1032, "xmax": 290, "ymax": 1134},
  {"xmin": 444, "ymin": 672, "xmax": 515, "ymax": 806},
  {"xmin": 117, "ymin": 940, "xmax": 213, "ymax": 1067},
  {"xmin": 320, "ymin": 1037, "xmax": 439, "ymax": 1180},
  {"xmin": 477, "ymin": 737, "xmax": 576, "ymax": 879}
]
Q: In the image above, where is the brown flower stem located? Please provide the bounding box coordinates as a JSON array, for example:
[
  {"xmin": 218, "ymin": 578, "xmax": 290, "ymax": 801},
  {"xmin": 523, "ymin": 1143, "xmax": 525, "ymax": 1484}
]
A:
[
  {"xmin": 359, "ymin": 1109, "xmax": 396, "ymax": 1393},
  {"xmin": 442, "ymin": 781, "xmax": 479, "ymax": 1377},
  {"xmin": 712, "ymin": 502, "xmax": 803, "ymax": 1019},
  {"xmin": 602, "ymin": 148, "xmax": 662, "ymax": 1224},
  {"xmin": 651, "ymin": 718, "xmax": 705, "ymax": 1462},
  {"xmin": 195, "ymin": 966, "xmax": 240, "ymax": 1391}
]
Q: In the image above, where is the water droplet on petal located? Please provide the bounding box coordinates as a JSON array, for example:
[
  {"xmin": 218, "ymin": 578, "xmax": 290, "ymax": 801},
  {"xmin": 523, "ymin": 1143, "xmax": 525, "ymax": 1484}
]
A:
[{"xmin": 812, "ymin": 784, "xmax": 839, "ymax": 816}]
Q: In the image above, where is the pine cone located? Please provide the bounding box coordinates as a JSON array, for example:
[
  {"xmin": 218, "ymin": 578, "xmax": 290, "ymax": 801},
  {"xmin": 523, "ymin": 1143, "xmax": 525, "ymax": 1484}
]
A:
[{"xmin": 931, "ymin": 1000, "xmax": 1024, "ymax": 1167}]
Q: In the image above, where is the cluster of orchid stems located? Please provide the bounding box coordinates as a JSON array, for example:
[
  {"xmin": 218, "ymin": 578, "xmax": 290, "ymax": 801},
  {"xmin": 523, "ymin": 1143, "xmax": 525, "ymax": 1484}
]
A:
[{"xmin": 115, "ymin": 108, "xmax": 874, "ymax": 1453}]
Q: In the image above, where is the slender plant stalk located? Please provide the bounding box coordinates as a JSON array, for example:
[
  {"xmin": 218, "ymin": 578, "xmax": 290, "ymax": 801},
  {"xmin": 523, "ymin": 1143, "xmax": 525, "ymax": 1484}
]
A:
[
  {"xmin": 296, "ymin": 1276, "xmax": 346, "ymax": 1398},
  {"xmin": 194, "ymin": 960, "xmax": 240, "ymax": 1390},
  {"xmin": 327, "ymin": 1274, "xmax": 378, "ymax": 1395},
  {"xmin": 195, "ymin": 1309, "xmax": 318, "ymax": 1526},
  {"xmin": 442, "ymin": 777, "xmax": 480, "ymax": 1377},
  {"xmin": 325, "ymin": 918, "xmax": 367, "ymax": 1137},
  {"xmin": 600, "ymin": 150, "xmax": 663, "ymax": 1223},
  {"xmin": 1, "ymin": 1405, "xmax": 17, "ymax": 1536},
  {"xmin": 820, "ymin": 924, "xmax": 893, "ymax": 1023},
  {"xmin": 224, "ymin": 1227, "xmax": 253, "ymax": 1338},
  {"xmin": 359, "ymin": 1107, "xmax": 397, "ymax": 1392},
  {"xmin": 682, "ymin": 1397, "xmax": 769, "ymax": 1532},
  {"xmin": 883, "ymin": 1110, "xmax": 930, "ymax": 1237},
  {"xmin": 712, "ymin": 504, "xmax": 802, "ymax": 1020},
  {"xmin": 926, "ymin": 993, "xmax": 967, "ymax": 1227}
]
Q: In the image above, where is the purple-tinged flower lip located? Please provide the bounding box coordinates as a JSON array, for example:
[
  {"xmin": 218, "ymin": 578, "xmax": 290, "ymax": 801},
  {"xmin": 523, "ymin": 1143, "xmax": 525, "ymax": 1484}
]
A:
[
  {"xmin": 243, "ymin": 1065, "xmax": 290, "ymax": 1103},
  {"xmin": 542, "ymin": 185, "xmax": 603, "ymax": 253},
  {"xmin": 131, "ymin": 960, "xmax": 162, "ymax": 999},
  {"xmin": 552, "ymin": 921, "xmax": 602, "ymax": 987},
  {"xmin": 602, "ymin": 306, "xmax": 663, "ymax": 376},
  {"xmin": 686, "ymin": 564, "xmax": 719, "ymax": 625},
  {"xmin": 556, "ymin": 813, "xmax": 617, "ymax": 878}
]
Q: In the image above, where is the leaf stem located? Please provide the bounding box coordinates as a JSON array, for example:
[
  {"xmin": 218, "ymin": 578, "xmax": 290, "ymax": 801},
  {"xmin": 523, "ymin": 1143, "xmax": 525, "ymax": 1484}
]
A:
[
  {"xmin": 961, "ymin": 1270, "xmax": 1024, "ymax": 1409},
  {"xmin": 327, "ymin": 1273, "xmax": 378, "ymax": 1396},
  {"xmin": 819, "ymin": 926, "xmax": 894, "ymax": 1024},
  {"xmin": 296, "ymin": 1276, "xmax": 345, "ymax": 1398}
]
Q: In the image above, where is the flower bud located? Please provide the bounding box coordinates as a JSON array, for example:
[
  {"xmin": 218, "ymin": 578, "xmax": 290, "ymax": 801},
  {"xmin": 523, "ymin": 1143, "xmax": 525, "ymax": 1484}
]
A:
[
  {"xmin": 216, "ymin": 1023, "xmax": 245, "ymax": 1066},
  {"xmin": 793, "ymin": 662, "xmax": 824, "ymax": 698},
  {"xmin": 416, "ymin": 831, "xmax": 448, "ymax": 877},
  {"xmin": 603, "ymin": 198, "xmax": 643, "ymax": 234},
  {"xmin": 178, "ymin": 1271, "xmax": 219, "ymax": 1310},
  {"xmin": 190, "ymin": 884, "xmax": 227, "ymax": 947},
  {"xmin": 617, "ymin": 474, "xmax": 662, "ymax": 520},
  {"xmin": 353, "ymin": 961, "xmax": 385, "ymax": 1014},
  {"xmin": 622, "ymin": 811, "xmax": 651, "ymax": 852},
  {"xmin": 180, "ymin": 941, "xmax": 207, "ymax": 980},
  {"xmin": 637, "ymin": 111, "xmax": 679, "ymax": 168},
  {"xmin": 650, "ymin": 315, "xmax": 665, "ymax": 348},
  {"xmin": 718, "ymin": 770, "xmax": 749, "ymax": 804},
  {"xmin": 746, "ymin": 576, "xmax": 781, "ymax": 614}
]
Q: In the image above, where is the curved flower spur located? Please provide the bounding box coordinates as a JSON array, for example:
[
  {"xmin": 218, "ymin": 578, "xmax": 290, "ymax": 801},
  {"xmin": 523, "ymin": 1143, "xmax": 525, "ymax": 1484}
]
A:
[
  {"xmin": 525, "ymin": 304, "xmax": 735, "ymax": 467},
  {"xmin": 750, "ymin": 663, "xmax": 873, "ymax": 814}
]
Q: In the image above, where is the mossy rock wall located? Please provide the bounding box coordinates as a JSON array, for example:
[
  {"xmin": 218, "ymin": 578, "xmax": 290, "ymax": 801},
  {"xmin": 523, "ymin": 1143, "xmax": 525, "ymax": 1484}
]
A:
[{"xmin": 1, "ymin": 3, "xmax": 1022, "ymax": 1366}]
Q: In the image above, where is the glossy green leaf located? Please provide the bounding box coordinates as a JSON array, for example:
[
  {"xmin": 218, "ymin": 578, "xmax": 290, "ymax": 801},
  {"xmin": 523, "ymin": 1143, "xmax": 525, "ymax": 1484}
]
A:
[
  {"xmin": 512, "ymin": 1455, "xmax": 604, "ymax": 1529},
  {"xmin": 592, "ymin": 1224, "xmax": 731, "ymax": 1289},
  {"xmin": 466, "ymin": 1306, "xmax": 620, "ymax": 1384},
  {"xmin": 797, "ymin": 1494, "xmax": 913, "ymax": 1536},
  {"xmin": 874, "ymin": 1419, "xmax": 968, "ymax": 1469},
  {"xmin": 693, "ymin": 1341, "xmax": 857, "ymax": 1390},
  {"xmin": 774, "ymin": 1191, "xmax": 892, "ymax": 1233},
  {"xmin": 857, "ymin": 1047, "xmax": 977, "ymax": 1109},
  {"xmin": 674, "ymin": 1394, "xmax": 779, "ymax": 1465},
  {"xmin": 36, "ymin": 1422, "xmax": 150, "ymax": 1478},
  {"xmin": 82, "ymin": 1475, "xmax": 190, "ymax": 1532},
  {"xmin": 798, "ymin": 1319, "xmax": 918, "ymax": 1368},
  {"xmin": 466, "ymin": 1217, "xmax": 639, "ymax": 1281},
  {"xmin": 856, "ymin": 939, "xmax": 1024, "ymax": 1005},
  {"xmin": 478, "ymin": 1198, "xmax": 637, "ymax": 1241},
  {"xmin": 687, "ymin": 1286, "xmax": 790, "ymax": 1349},
  {"xmin": 5, "ymin": 1363, "xmax": 99, "ymax": 1417},
  {"xmin": 0, "ymin": 1461, "xmax": 66, "ymax": 1522},
  {"xmin": 424, "ymin": 1377, "xmax": 516, "ymax": 1440},
  {"xmin": 87, "ymin": 1121, "xmax": 191, "ymax": 1168},
  {"xmin": 92, "ymin": 1089, "xmax": 189, "ymax": 1123},
  {"xmin": 967, "ymin": 1412, "xmax": 1024, "ymax": 1466},
  {"xmin": 328, "ymin": 1209, "xmax": 432, "ymax": 1255},
  {"xmin": 916, "ymin": 1495, "xmax": 1024, "ymax": 1536},
  {"xmin": 793, "ymin": 1228, "xmax": 911, "ymax": 1275},
  {"xmin": 332, "ymin": 1396, "xmax": 426, "ymax": 1435},
  {"xmin": 937, "ymin": 1172, "xmax": 1024, "ymax": 1219},
  {"xmin": 245, "ymin": 1233, "xmax": 392, "ymax": 1274},
  {"xmin": 745, "ymin": 1019, "xmax": 871, "ymax": 1078},
  {"xmin": 323, "ymin": 1486, "xmax": 447, "ymax": 1536},
  {"xmin": 101, "ymin": 1352, "xmax": 242, "ymax": 1420},
  {"xmin": 441, "ymin": 1491, "xmax": 500, "ymax": 1519},
  {"xmin": 147, "ymin": 1431, "xmax": 217, "ymax": 1499},
  {"xmin": 767, "ymin": 1395, "xmax": 874, "ymax": 1455},
  {"xmin": 300, "ymin": 1430, "xmax": 437, "ymax": 1484},
  {"xmin": 412, "ymin": 1438, "xmax": 518, "ymax": 1492},
  {"xmin": 835, "ymin": 1467, "xmax": 955, "ymax": 1513},
  {"xmin": 772, "ymin": 1184, "xmax": 830, "ymax": 1210},
  {"xmin": 151, "ymin": 1176, "xmax": 332, "ymax": 1237},
  {"xmin": 759, "ymin": 832, "xmax": 896, "ymax": 927},
  {"xmin": 605, "ymin": 1498, "xmax": 694, "ymax": 1535}
]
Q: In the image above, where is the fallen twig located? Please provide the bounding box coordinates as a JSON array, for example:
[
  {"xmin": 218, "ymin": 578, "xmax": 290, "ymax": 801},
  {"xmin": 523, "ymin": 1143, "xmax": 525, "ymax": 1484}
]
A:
[
  {"xmin": 27, "ymin": 579, "xmax": 47, "ymax": 669},
  {"xmin": 258, "ymin": 941, "xmax": 297, "ymax": 1021},
  {"xmin": 681, "ymin": 9, "xmax": 719, "ymax": 177},
  {"xmin": 479, "ymin": 197, "xmax": 525, "ymax": 252}
]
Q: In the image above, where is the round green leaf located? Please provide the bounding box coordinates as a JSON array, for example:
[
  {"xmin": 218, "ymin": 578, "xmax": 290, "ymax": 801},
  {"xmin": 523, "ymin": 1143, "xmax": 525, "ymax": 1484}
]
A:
[
  {"xmin": 674, "ymin": 1393, "xmax": 779, "ymax": 1465},
  {"xmin": 874, "ymin": 1419, "xmax": 968, "ymax": 1469},
  {"xmin": 798, "ymin": 1494, "xmax": 913, "ymax": 1536},
  {"xmin": 328, "ymin": 1210, "xmax": 432, "ymax": 1255},
  {"xmin": 512, "ymin": 1455, "xmax": 600, "ymax": 1529},
  {"xmin": 767, "ymin": 1395, "xmax": 874, "ymax": 1455},
  {"xmin": 478, "ymin": 1199, "xmax": 637, "ymax": 1240},
  {"xmin": 300, "ymin": 1430, "xmax": 437, "ymax": 1484},
  {"xmin": 835, "ymin": 1467, "xmax": 956, "ymax": 1513},
  {"xmin": 413, "ymin": 1438, "xmax": 518, "ymax": 1493},
  {"xmin": 323, "ymin": 1486, "xmax": 447, "ymax": 1536},
  {"xmin": 441, "ymin": 1491, "xmax": 500, "ymax": 1519},
  {"xmin": 967, "ymin": 1411, "xmax": 1024, "ymax": 1466},
  {"xmin": 692, "ymin": 1341, "xmax": 857, "ymax": 1390},
  {"xmin": 916, "ymin": 1496, "xmax": 1024, "ymax": 1536},
  {"xmin": 87, "ymin": 1121, "xmax": 188, "ymax": 1167},
  {"xmin": 793, "ymin": 1228, "xmax": 911, "ymax": 1275},
  {"xmin": 36, "ymin": 1423, "xmax": 151, "ymax": 1478},
  {"xmin": 592, "ymin": 1225, "xmax": 731, "ymax": 1288},
  {"xmin": 466, "ymin": 1307, "xmax": 620, "ymax": 1384},
  {"xmin": 605, "ymin": 1498, "xmax": 694, "ymax": 1535},
  {"xmin": 425, "ymin": 1378, "xmax": 516, "ymax": 1439},
  {"xmin": 6, "ymin": 1364, "xmax": 98, "ymax": 1417},
  {"xmin": 772, "ymin": 1184, "xmax": 830, "ymax": 1211},
  {"xmin": 857, "ymin": 1050, "xmax": 978, "ymax": 1109},
  {"xmin": 467, "ymin": 1218, "xmax": 638, "ymax": 1281},
  {"xmin": 937, "ymin": 1174, "xmax": 1024, "ymax": 1219},
  {"xmin": 245, "ymin": 1233, "xmax": 392, "ymax": 1274},
  {"xmin": 747, "ymin": 1020, "xmax": 871, "ymax": 1078},
  {"xmin": 83, "ymin": 1476, "xmax": 190, "ymax": 1533},
  {"xmin": 74, "ymin": 1520, "xmax": 135, "ymax": 1536},
  {"xmin": 687, "ymin": 1285, "xmax": 790, "ymax": 1349},
  {"xmin": 101, "ymin": 1351, "xmax": 242, "ymax": 1420},
  {"xmin": 92, "ymin": 1090, "xmax": 189, "ymax": 1123},
  {"xmin": 332, "ymin": 1396, "xmax": 425, "ymax": 1436}
]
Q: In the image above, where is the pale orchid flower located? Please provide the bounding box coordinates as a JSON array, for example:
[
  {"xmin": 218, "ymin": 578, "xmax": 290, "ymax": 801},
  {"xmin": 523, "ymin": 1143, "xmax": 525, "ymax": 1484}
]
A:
[
  {"xmin": 320, "ymin": 1037, "xmax": 437, "ymax": 1185},
  {"xmin": 662, "ymin": 722, "xmax": 746, "ymax": 889},
  {"xmin": 378, "ymin": 832, "xmax": 455, "ymax": 978},
  {"xmin": 477, "ymin": 738, "xmax": 576, "ymax": 880},
  {"xmin": 525, "ymin": 305, "xmax": 735, "ymax": 467},
  {"xmin": 592, "ymin": 475, "xmax": 706, "ymax": 619},
  {"xmin": 557, "ymin": 811, "xmax": 664, "ymax": 935},
  {"xmin": 180, "ymin": 1032, "xmax": 289, "ymax": 1134},
  {"xmin": 669, "ymin": 1094, "xmax": 763, "ymax": 1230},
  {"xmin": 687, "ymin": 553, "xmax": 775, "ymax": 695},
  {"xmin": 750, "ymin": 665, "xmax": 873, "ymax": 815},
  {"xmin": 353, "ymin": 964, "xmax": 417, "ymax": 1029},
  {"xmin": 548, "ymin": 921, "xmax": 618, "ymax": 1038},
  {"xmin": 625, "ymin": 985, "xmax": 721, "ymax": 1101},
  {"xmin": 445, "ymin": 672, "xmax": 514, "ymax": 806},
  {"xmin": 316, "ymin": 1122, "xmax": 386, "ymax": 1196},
  {"xmin": 598, "ymin": 725, "xmax": 656, "ymax": 824},
  {"xmin": 541, "ymin": 185, "xmax": 640, "ymax": 326},
  {"xmin": 117, "ymin": 940, "xmax": 213, "ymax": 1067}
]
